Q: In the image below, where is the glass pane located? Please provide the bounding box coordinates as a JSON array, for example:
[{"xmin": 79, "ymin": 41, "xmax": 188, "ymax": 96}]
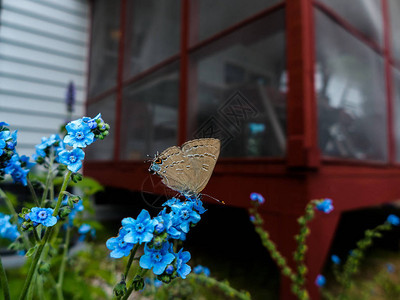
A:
[
  {"xmin": 120, "ymin": 63, "xmax": 180, "ymax": 160},
  {"xmin": 86, "ymin": 95, "xmax": 116, "ymax": 161},
  {"xmin": 389, "ymin": 0, "xmax": 400, "ymax": 63},
  {"xmin": 88, "ymin": 1, "xmax": 120, "ymax": 98},
  {"xmin": 190, "ymin": 0, "xmax": 281, "ymax": 45},
  {"xmin": 188, "ymin": 10, "xmax": 286, "ymax": 158},
  {"xmin": 393, "ymin": 68, "xmax": 400, "ymax": 161},
  {"xmin": 123, "ymin": 0, "xmax": 181, "ymax": 79},
  {"xmin": 315, "ymin": 9, "xmax": 387, "ymax": 161},
  {"xmin": 317, "ymin": 0, "xmax": 383, "ymax": 46}
]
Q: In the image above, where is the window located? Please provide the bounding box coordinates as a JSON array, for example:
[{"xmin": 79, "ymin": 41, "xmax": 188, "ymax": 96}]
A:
[
  {"xmin": 86, "ymin": 95, "xmax": 116, "ymax": 160},
  {"xmin": 315, "ymin": 9, "xmax": 387, "ymax": 161},
  {"xmin": 188, "ymin": 10, "xmax": 286, "ymax": 158},
  {"xmin": 189, "ymin": 0, "xmax": 281, "ymax": 45},
  {"xmin": 88, "ymin": 1, "xmax": 120, "ymax": 98},
  {"xmin": 317, "ymin": 0, "xmax": 383, "ymax": 46},
  {"xmin": 389, "ymin": 0, "xmax": 400, "ymax": 64},
  {"xmin": 120, "ymin": 63, "xmax": 180, "ymax": 159},
  {"xmin": 123, "ymin": 0, "xmax": 181, "ymax": 78}
]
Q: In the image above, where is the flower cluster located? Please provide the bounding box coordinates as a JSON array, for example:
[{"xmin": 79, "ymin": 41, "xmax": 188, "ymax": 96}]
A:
[
  {"xmin": 59, "ymin": 114, "xmax": 109, "ymax": 173},
  {"xmin": 0, "ymin": 122, "xmax": 19, "ymax": 181},
  {"xmin": 0, "ymin": 213, "xmax": 20, "ymax": 241},
  {"xmin": 107, "ymin": 196, "xmax": 207, "ymax": 284},
  {"xmin": 4, "ymin": 153, "xmax": 35, "ymax": 186},
  {"xmin": 33, "ymin": 134, "xmax": 66, "ymax": 164},
  {"xmin": 315, "ymin": 198, "xmax": 334, "ymax": 214}
]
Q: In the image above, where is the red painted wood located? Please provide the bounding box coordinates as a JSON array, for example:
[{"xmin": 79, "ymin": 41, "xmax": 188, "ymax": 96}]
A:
[
  {"xmin": 286, "ymin": 0, "xmax": 319, "ymax": 168},
  {"xmin": 382, "ymin": 0, "xmax": 395, "ymax": 164},
  {"xmin": 178, "ymin": 0, "xmax": 189, "ymax": 145},
  {"xmin": 306, "ymin": 213, "xmax": 340, "ymax": 300},
  {"xmin": 113, "ymin": 0, "xmax": 127, "ymax": 161}
]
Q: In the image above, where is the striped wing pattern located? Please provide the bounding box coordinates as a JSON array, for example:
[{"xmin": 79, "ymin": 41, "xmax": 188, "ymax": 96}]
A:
[{"xmin": 153, "ymin": 138, "xmax": 220, "ymax": 196}]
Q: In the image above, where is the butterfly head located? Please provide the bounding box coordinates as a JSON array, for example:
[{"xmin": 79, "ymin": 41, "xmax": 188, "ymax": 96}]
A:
[{"xmin": 148, "ymin": 156, "xmax": 163, "ymax": 174}]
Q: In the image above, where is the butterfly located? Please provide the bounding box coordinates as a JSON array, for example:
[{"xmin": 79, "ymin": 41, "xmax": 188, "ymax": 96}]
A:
[{"xmin": 148, "ymin": 138, "xmax": 221, "ymax": 201}]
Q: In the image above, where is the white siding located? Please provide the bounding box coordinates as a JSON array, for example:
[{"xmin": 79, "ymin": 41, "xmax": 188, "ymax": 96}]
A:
[{"xmin": 0, "ymin": 0, "xmax": 90, "ymax": 156}]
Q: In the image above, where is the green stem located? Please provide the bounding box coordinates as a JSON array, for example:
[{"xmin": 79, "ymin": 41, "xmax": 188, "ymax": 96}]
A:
[
  {"xmin": 188, "ymin": 274, "xmax": 251, "ymax": 300},
  {"xmin": 27, "ymin": 177, "xmax": 40, "ymax": 207},
  {"xmin": 124, "ymin": 244, "xmax": 140, "ymax": 279},
  {"xmin": 41, "ymin": 151, "xmax": 55, "ymax": 205},
  {"xmin": 56, "ymin": 226, "xmax": 71, "ymax": 300},
  {"xmin": 18, "ymin": 171, "xmax": 71, "ymax": 300},
  {"xmin": 0, "ymin": 188, "xmax": 31, "ymax": 249},
  {"xmin": 121, "ymin": 269, "xmax": 148, "ymax": 300},
  {"xmin": 53, "ymin": 171, "xmax": 72, "ymax": 216},
  {"xmin": 0, "ymin": 256, "xmax": 10, "ymax": 300}
]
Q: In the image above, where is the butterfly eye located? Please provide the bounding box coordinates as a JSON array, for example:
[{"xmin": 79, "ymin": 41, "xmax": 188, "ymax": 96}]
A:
[{"xmin": 155, "ymin": 158, "xmax": 162, "ymax": 164}]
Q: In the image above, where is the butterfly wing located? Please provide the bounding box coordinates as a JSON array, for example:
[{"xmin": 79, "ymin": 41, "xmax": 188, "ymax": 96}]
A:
[
  {"xmin": 153, "ymin": 146, "xmax": 190, "ymax": 194},
  {"xmin": 181, "ymin": 138, "xmax": 220, "ymax": 194}
]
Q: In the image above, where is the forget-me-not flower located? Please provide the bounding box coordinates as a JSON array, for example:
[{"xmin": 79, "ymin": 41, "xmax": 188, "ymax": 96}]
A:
[
  {"xmin": 387, "ymin": 214, "xmax": 400, "ymax": 226},
  {"xmin": 27, "ymin": 207, "xmax": 57, "ymax": 227},
  {"xmin": 139, "ymin": 242, "xmax": 175, "ymax": 275},
  {"xmin": 170, "ymin": 201, "xmax": 201, "ymax": 234},
  {"xmin": 58, "ymin": 148, "xmax": 85, "ymax": 172},
  {"xmin": 315, "ymin": 274, "xmax": 326, "ymax": 287},
  {"xmin": 315, "ymin": 198, "xmax": 334, "ymax": 214},
  {"xmin": 331, "ymin": 255, "xmax": 341, "ymax": 265},
  {"xmin": 106, "ymin": 228, "xmax": 135, "ymax": 258},
  {"xmin": 250, "ymin": 192, "xmax": 265, "ymax": 204},
  {"xmin": 64, "ymin": 119, "xmax": 94, "ymax": 148},
  {"xmin": 174, "ymin": 248, "xmax": 191, "ymax": 279},
  {"xmin": 122, "ymin": 209, "xmax": 156, "ymax": 244}
]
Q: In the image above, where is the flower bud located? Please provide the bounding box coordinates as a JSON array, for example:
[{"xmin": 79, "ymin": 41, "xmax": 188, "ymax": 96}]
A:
[
  {"xmin": 71, "ymin": 173, "xmax": 83, "ymax": 183},
  {"xmin": 132, "ymin": 275, "xmax": 145, "ymax": 291},
  {"xmin": 58, "ymin": 206, "xmax": 72, "ymax": 218},
  {"xmin": 113, "ymin": 281, "xmax": 127, "ymax": 297},
  {"xmin": 38, "ymin": 262, "xmax": 51, "ymax": 274}
]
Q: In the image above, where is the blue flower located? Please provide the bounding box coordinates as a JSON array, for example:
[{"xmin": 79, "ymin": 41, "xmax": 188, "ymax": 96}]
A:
[
  {"xmin": 155, "ymin": 208, "xmax": 180, "ymax": 238},
  {"xmin": 122, "ymin": 209, "xmax": 156, "ymax": 244},
  {"xmin": 64, "ymin": 119, "xmax": 94, "ymax": 148},
  {"xmin": 106, "ymin": 228, "xmax": 134, "ymax": 258},
  {"xmin": 193, "ymin": 265, "xmax": 210, "ymax": 277},
  {"xmin": 27, "ymin": 207, "xmax": 57, "ymax": 227},
  {"xmin": 387, "ymin": 214, "xmax": 400, "ymax": 226},
  {"xmin": 170, "ymin": 201, "xmax": 201, "ymax": 234},
  {"xmin": 82, "ymin": 113, "xmax": 102, "ymax": 130},
  {"xmin": 250, "ymin": 192, "xmax": 265, "ymax": 204},
  {"xmin": 249, "ymin": 215, "xmax": 255, "ymax": 222},
  {"xmin": 78, "ymin": 224, "xmax": 96, "ymax": 241},
  {"xmin": 0, "ymin": 213, "xmax": 20, "ymax": 241},
  {"xmin": 4, "ymin": 154, "xmax": 31, "ymax": 186},
  {"xmin": 175, "ymin": 248, "xmax": 191, "ymax": 279},
  {"xmin": 162, "ymin": 197, "xmax": 179, "ymax": 208},
  {"xmin": 331, "ymin": 255, "xmax": 341, "ymax": 265},
  {"xmin": 0, "ymin": 130, "xmax": 17, "ymax": 150},
  {"xmin": 0, "ymin": 139, "xmax": 6, "ymax": 157},
  {"xmin": 315, "ymin": 274, "xmax": 326, "ymax": 287},
  {"xmin": 58, "ymin": 148, "xmax": 85, "ymax": 172},
  {"xmin": 139, "ymin": 242, "xmax": 175, "ymax": 275},
  {"xmin": 386, "ymin": 263, "xmax": 395, "ymax": 273},
  {"xmin": 315, "ymin": 198, "xmax": 334, "ymax": 214}
]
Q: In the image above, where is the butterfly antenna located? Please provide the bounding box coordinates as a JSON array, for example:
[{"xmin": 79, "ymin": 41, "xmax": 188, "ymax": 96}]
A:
[
  {"xmin": 201, "ymin": 193, "xmax": 225, "ymax": 205},
  {"xmin": 144, "ymin": 154, "xmax": 153, "ymax": 163}
]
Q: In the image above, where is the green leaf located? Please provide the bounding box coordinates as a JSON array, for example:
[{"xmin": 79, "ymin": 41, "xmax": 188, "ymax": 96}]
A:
[{"xmin": 26, "ymin": 245, "xmax": 38, "ymax": 257}]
